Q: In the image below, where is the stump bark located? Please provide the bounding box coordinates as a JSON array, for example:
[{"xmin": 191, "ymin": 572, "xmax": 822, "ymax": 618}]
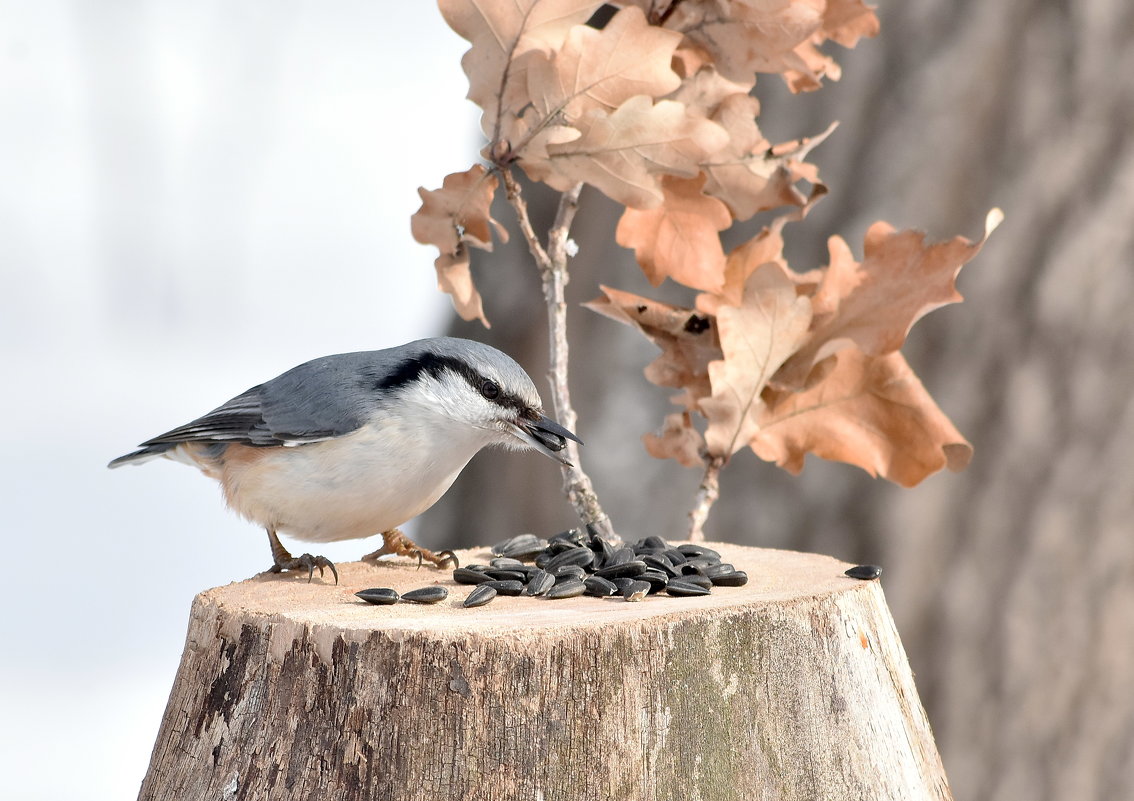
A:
[{"xmin": 139, "ymin": 544, "xmax": 951, "ymax": 801}]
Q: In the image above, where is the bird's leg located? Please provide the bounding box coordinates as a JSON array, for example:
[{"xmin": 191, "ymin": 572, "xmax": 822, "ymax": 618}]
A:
[
  {"xmin": 361, "ymin": 528, "xmax": 459, "ymax": 569},
  {"xmin": 265, "ymin": 528, "xmax": 339, "ymax": 584}
]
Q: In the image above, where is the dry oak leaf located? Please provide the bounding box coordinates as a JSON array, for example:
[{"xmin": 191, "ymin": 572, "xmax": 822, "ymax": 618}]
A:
[
  {"xmin": 438, "ymin": 0, "xmax": 605, "ymax": 138},
  {"xmin": 775, "ymin": 208, "xmax": 1003, "ymax": 389},
  {"xmin": 411, "ymin": 165, "xmax": 507, "ymax": 326},
  {"xmin": 643, "ymin": 411, "xmax": 706, "ymax": 468},
  {"xmin": 525, "ymin": 6, "xmax": 683, "ymax": 122},
  {"xmin": 820, "ymin": 0, "xmax": 880, "ymax": 47},
  {"xmin": 666, "ymin": 0, "xmax": 824, "ymax": 87},
  {"xmin": 584, "ymin": 285, "xmax": 721, "ymax": 409},
  {"xmin": 615, "ymin": 174, "xmax": 731, "ymax": 293},
  {"xmin": 702, "ymin": 119, "xmax": 835, "ymax": 221},
  {"xmin": 698, "ymin": 262, "xmax": 812, "ymax": 457},
  {"xmin": 526, "ymin": 95, "xmax": 729, "ymax": 208},
  {"xmin": 752, "ymin": 348, "xmax": 972, "ymax": 486}
]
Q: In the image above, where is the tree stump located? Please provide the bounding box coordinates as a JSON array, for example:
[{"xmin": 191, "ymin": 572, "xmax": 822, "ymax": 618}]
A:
[{"xmin": 138, "ymin": 543, "xmax": 951, "ymax": 801}]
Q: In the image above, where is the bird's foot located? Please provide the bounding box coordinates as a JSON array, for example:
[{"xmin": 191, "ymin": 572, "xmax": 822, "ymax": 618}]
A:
[
  {"xmin": 265, "ymin": 528, "xmax": 339, "ymax": 584},
  {"xmin": 362, "ymin": 528, "xmax": 459, "ymax": 569}
]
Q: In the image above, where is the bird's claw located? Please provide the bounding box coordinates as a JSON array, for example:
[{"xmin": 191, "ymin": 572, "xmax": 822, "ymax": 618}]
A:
[
  {"xmin": 361, "ymin": 529, "xmax": 459, "ymax": 570},
  {"xmin": 270, "ymin": 552, "xmax": 339, "ymax": 584}
]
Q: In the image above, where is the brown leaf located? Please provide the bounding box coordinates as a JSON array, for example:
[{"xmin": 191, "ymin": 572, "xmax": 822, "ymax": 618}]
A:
[
  {"xmin": 584, "ymin": 285, "xmax": 720, "ymax": 409},
  {"xmin": 643, "ymin": 412, "xmax": 706, "ymax": 468},
  {"xmin": 434, "ymin": 251, "xmax": 489, "ymax": 327},
  {"xmin": 775, "ymin": 208, "xmax": 1003, "ymax": 389},
  {"xmin": 666, "ymin": 0, "xmax": 824, "ymax": 86},
  {"xmin": 821, "ymin": 0, "xmax": 881, "ymax": 47},
  {"xmin": 615, "ymin": 174, "xmax": 731, "ymax": 293},
  {"xmin": 526, "ymin": 6, "xmax": 683, "ymax": 120},
  {"xmin": 702, "ymin": 121, "xmax": 835, "ymax": 220},
  {"xmin": 438, "ymin": 0, "xmax": 605, "ymax": 137},
  {"xmin": 698, "ymin": 263, "xmax": 813, "ymax": 457},
  {"xmin": 411, "ymin": 165, "xmax": 507, "ymax": 326},
  {"xmin": 752, "ymin": 349, "xmax": 972, "ymax": 486},
  {"xmin": 524, "ymin": 96, "xmax": 729, "ymax": 208}
]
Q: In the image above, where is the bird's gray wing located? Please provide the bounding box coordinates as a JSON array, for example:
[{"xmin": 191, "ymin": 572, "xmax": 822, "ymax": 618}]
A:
[{"xmin": 139, "ymin": 353, "xmax": 378, "ymax": 449}]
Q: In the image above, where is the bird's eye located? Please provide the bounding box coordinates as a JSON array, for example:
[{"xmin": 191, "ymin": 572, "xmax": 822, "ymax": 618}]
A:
[{"xmin": 480, "ymin": 380, "xmax": 501, "ymax": 400}]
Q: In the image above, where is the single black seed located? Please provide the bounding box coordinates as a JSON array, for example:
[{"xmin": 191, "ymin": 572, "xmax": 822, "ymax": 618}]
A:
[
  {"xmin": 704, "ymin": 563, "xmax": 736, "ymax": 577},
  {"xmin": 589, "ymin": 535, "xmax": 615, "ymax": 566},
  {"xmin": 490, "ymin": 557, "xmax": 525, "ymax": 569},
  {"xmin": 845, "ymin": 564, "xmax": 883, "ymax": 580},
  {"xmin": 642, "ymin": 554, "xmax": 679, "ymax": 577},
  {"xmin": 452, "ymin": 568, "xmax": 493, "ymax": 585},
  {"xmin": 683, "ymin": 555, "xmax": 723, "ymax": 571},
  {"xmin": 584, "ymin": 576, "xmax": 617, "ymax": 597},
  {"xmin": 605, "ymin": 547, "xmax": 634, "ymax": 567},
  {"xmin": 663, "ymin": 548, "xmax": 688, "ymax": 565},
  {"xmin": 666, "ymin": 580, "xmax": 711, "ymax": 597},
  {"xmin": 710, "ymin": 570, "xmax": 749, "ymax": 587},
  {"xmin": 611, "ymin": 577, "xmax": 638, "ymax": 592},
  {"xmin": 484, "ymin": 569, "xmax": 527, "ymax": 582},
  {"xmin": 642, "ymin": 535, "xmax": 670, "ymax": 551},
  {"xmin": 503, "ymin": 540, "xmax": 549, "ymax": 560},
  {"xmin": 483, "ymin": 579, "xmax": 524, "ymax": 596},
  {"xmin": 401, "ymin": 586, "xmax": 448, "ymax": 604},
  {"xmin": 680, "ymin": 563, "xmax": 709, "ymax": 577},
  {"xmin": 680, "ymin": 574, "xmax": 713, "ymax": 590},
  {"xmin": 546, "ymin": 546, "xmax": 595, "ymax": 571},
  {"xmin": 492, "ymin": 534, "xmax": 538, "ymax": 557},
  {"xmin": 523, "ymin": 570, "xmax": 555, "ymax": 596},
  {"xmin": 553, "ymin": 566, "xmax": 587, "ymax": 582},
  {"xmin": 546, "ymin": 579, "xmax": 586, "ymax": 599},
  {"xmin": 355, "ymin": 588, "xmax": 399, "ymax": 605},
  {"xmin": 463, "ymin": 585, "xmax": 498, "ymax": 608},
  {"xmin": 623, "ymin": 580, "xmax": 650, "ymax": 602},
  {"xmin": 584, "ymin": 522, "xmax": 605, "ymax": 540},
  {"xmin": 677, "ymin": 544, "xmax": 721, "ymax": 559},
  {"xmin": 640, "ymin": 569, "xmax": 670, "ymax": 592},
  {"xmin": 595, "ymin": 560, "xmax": 648, "ymax": 579}
]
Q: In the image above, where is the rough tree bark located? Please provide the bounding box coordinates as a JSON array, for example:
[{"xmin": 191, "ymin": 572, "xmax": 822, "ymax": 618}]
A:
[
  {"xmin": 139, "ymin": 545, "xmax": 950, "ymax": 801},
  {"xmin": 419, "ymin": 2, "xmax": 1134, "ymax": 799}
]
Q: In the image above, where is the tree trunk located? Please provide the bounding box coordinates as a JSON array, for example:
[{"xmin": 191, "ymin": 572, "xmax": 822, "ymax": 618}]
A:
[{"xmin": 139, "ymin": 545, "xmax": 950, "ymax": 801}]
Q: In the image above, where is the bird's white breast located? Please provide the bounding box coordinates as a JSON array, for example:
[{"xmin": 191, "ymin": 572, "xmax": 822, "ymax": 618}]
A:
[{"xmin": 194, "ymin": 410, "xmax": 498, "ymax": 543}]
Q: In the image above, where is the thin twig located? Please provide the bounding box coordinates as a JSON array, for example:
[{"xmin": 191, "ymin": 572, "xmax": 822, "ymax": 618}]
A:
[
  {"xmin": 687, "ymin": 456, "xmax": 724, "ymax": 542},
  {"xmin": 500, "ymin": 170, "xmax": 615, "ymax": 539}
]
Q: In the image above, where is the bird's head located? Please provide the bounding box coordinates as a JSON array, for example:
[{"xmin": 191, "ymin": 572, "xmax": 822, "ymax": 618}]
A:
[{"xmin": 369, "ymin": 338, "xmax": 581, "ymax": 465}]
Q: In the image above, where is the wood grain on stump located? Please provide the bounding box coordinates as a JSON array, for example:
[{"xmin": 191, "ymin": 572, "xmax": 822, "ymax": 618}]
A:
[{"xmin": 138, "ymin": 543, "xmax": 951, "ymax": 801}]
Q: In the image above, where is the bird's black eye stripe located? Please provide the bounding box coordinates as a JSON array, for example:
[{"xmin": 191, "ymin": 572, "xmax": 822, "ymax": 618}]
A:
[{"xmin": 373, "ymin": 352, "xmax": 528, "ymax": 414}]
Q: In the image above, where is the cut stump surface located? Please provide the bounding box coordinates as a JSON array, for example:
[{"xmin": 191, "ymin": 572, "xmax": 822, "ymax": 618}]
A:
[{"xmin": 139, "ymin": 543, "xmax": 951, "ymax": 801}]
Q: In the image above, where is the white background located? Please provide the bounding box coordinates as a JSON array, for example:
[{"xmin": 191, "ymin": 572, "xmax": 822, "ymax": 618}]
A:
[{"xmin": 0, "ymin": 3, "xmax": 477, "ymax": 798}]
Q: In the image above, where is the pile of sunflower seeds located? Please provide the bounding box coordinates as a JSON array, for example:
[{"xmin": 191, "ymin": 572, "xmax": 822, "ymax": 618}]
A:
[{"xmin": 453, "ymin": 527, "xmax": 748, "ymax": 608}]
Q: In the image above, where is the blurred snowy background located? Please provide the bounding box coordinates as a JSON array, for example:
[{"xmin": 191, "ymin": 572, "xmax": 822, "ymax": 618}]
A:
[{"xmin": 0, "ymin": 3, "xmax": 474, "ymax": 798}]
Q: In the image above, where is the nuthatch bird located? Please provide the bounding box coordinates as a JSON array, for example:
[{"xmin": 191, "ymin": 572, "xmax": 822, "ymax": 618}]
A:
[{"xmin": 109, "ymin": 337, "xmax": 581, "ymax": 582}]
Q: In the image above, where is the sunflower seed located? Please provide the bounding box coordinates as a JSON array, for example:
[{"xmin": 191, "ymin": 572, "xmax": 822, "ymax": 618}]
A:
[
  {"xmin": 523, "ymin": 570, "xmax": 555, "ymax": 596},
  {"xmin": 642, "ymin": 554, "xmax": 679, "ymax": 577},
  {"xmin": 704, "ymin": 563, "xmax": 736, "ymax": 577},
  {"xmin": 584, "ymin": 576, "xmax": 618, "ymax": 597},
  {"xmin": 401, "ymin": 586, "xmax": 448, "ymax": 604},
  {"xmin": 640, "ymin": 569, "xmax": 670, "ymax": 592},
  {"xmin": 452, "ymin": 567, "xmax": 493, "ymax": 585},
  {"xmin": 677, "ymin": 544, "xmax": 721, "ymax": 560},
  {"xmin": 623, "ymin": 580, "xmax": 650, "ymax": 602},
  {"xmin": 611, "ymin": 577, "xmax": 638, "ymax": 592},
  {"xmin": 845, "ymin": 564, "xmax": 883, "ymax": 580},
  {"xmin": 663, "ymin": 548, "xmax": 688, "ymax": 565},
  {"xmin": 665, "ymin": 580, "xmax": 711, "ymax": 597},
  {"xmin": 680, "ymin": 574, "xmax": 713, "ymax": 590},
  {"xmin": 710, "ymin": 570, "xmax": 749, "ymax": 587},
  {"xmin": 490, "ymin": 557, "xmax": 525, "ymax": 569},
  {"xmin": 595, "ymin": 560, "xmax": 648, "ymax": 579},
  {"xmin": 462, "ymin": 584, "xmax": 498, "ymax": 608},
  {"xmin": 355, "ymin": 588, "xmax": 399, "ymax": 605},
  {"xmin": 604, "ymin": 547, "xmax": 635, "ymax": 567},
  {"xmin": 492, "ymin": 534, "xmax": 540, "ymax": 557},
  {"xmin": 641, "ymin": 535, "xmax": 670, "ymax": 551},
  {"xmin": 546, "ymin": 579, "xmax": 586, "ymax": 599},
  {"xmin": 484, "ymin": 569, "xmax": 527, "ymax": 582},
  {"xmin": 546, "ymin": 546, "xmax": 594, "ymax": 571},
  {"xmin": 552, "ymin": 564, "xmax": 587, "ymax": 581},
  {"xmin": 483, "ymin": 579, "xmax": 524, "ymax": 596}
]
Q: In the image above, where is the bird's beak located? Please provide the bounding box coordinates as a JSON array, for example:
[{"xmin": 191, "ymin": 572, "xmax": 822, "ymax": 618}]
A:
[{"xmin": 512, "ymin": 414, "xmax": 582, "ymax": 466}]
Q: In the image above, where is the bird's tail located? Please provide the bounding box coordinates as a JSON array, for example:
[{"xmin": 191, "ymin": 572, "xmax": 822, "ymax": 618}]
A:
[{"xmin": 107, "ymin": 444, "xmax": 176, "ymax": 469}]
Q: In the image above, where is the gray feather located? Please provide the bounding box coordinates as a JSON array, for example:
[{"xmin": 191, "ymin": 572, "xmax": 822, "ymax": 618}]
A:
[{"xmin": 107, "ymin": 337, "xmax": 544, "ymax": 467}]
